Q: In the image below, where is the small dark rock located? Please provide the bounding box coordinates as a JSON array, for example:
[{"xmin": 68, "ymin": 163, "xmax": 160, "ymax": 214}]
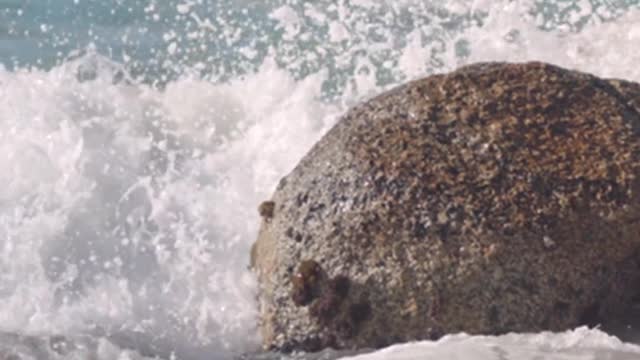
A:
[{"xmin": 258, "ymin": 201, "xmax": 275, "ymax": 219}]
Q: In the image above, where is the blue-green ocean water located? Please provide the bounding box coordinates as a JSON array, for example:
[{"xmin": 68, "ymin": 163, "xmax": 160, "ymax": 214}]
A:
[
  {"xmin": 5, "ymin": 0, "xmax": 638, "ymax": 86},
  {"xmin": 3, "ymin": 1, "xmax": 640, "ymax": 360}
]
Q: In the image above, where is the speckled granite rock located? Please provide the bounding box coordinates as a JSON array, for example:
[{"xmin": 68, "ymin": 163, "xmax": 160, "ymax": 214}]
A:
[{"xmin": 251, "ymin": 62, "xmax": 640, "ymax": 352}]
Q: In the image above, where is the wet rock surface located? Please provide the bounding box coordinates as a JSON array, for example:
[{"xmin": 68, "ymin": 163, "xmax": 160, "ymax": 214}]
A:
[{"xmin": 251, "ymin": 62, "xmax": 640, "ymax": 352}]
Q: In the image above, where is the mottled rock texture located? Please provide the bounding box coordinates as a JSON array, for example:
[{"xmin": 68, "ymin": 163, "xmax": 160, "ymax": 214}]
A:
[{"xmin": 251, "ymin": 62, "xmax": 640, "ymax": 352}]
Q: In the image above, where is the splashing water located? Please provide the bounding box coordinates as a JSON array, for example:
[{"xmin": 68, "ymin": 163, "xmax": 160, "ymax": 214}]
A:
[{"xmin": 2, "ymin": 0, "xmax": 640, "ymax": 359}]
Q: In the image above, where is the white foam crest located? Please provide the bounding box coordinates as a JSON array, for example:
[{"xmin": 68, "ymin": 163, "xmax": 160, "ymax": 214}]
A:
[
  {"xmin": 341, "ymin": 328, "xmax": 640, "ymax": 360},
  {"xmin": 325, "ymin": 0, "xmax": 640, "ymax": 84},
  {"xmin": 0, "ymin": 53, "xmax": 342, "ymax": 359},
  {"xmin": 453, "ymin": 2, "xmax": 640, "ymax": 81}
]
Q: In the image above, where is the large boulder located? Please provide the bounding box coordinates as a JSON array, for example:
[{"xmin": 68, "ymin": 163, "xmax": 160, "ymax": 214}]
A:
[{"xmin": 251, "ymin": 62, "xmax": 640, "ymax": 352}]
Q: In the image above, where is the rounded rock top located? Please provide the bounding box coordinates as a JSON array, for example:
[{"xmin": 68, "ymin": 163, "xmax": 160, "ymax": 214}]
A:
[{"xmin": 251, "ymin": 62, "xmax": 640, "ymax": 352}]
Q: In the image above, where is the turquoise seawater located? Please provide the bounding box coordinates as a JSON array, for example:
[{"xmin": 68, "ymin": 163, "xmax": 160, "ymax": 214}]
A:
[
  {"xmin": 5, "ymin": 0, "xmax": 638, "ymax": 85},
  {"xmin": 3, "ymin": 1, "xmax": 640, "ymax": 360}
]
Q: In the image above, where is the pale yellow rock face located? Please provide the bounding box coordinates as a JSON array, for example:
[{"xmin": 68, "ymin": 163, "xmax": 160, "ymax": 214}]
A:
[{"xmin": 252, "ymin": 62, "xmax": 640, "ymax": 352}]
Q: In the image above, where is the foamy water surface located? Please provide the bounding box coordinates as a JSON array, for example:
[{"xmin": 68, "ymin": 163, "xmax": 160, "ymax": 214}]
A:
[{"xmin": 2, "ymin": 0, "xmax": 640, "ymax": 359}]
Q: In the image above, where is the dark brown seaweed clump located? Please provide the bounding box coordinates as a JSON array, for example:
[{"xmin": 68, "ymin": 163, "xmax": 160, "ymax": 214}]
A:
[
  {"xmin": 291, "ymin": 260, "xmax": 322, "ymax": 306},
  {"xmin": 258, "ymin": 201, "xmax": 275, "ymax": 219}
]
